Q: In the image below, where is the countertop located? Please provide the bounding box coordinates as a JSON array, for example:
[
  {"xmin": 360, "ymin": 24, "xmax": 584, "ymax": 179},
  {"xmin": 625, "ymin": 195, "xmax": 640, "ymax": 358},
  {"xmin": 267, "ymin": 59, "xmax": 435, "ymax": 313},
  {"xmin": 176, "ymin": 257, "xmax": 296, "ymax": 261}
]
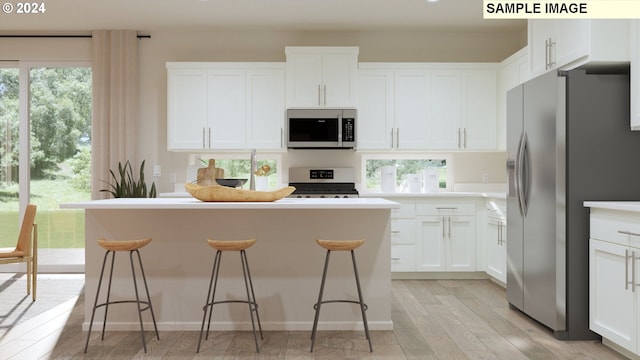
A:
[
  {"xmin": 584, "ymin": 201, "xmax": 640, "ymax": 212},
  {"xmin": 159, "ymin": 191, "xmax": 507, "ymax": 200},
  {"xmin": 60, "ymin": 197, "xmax": 400, "ymax": 210}
]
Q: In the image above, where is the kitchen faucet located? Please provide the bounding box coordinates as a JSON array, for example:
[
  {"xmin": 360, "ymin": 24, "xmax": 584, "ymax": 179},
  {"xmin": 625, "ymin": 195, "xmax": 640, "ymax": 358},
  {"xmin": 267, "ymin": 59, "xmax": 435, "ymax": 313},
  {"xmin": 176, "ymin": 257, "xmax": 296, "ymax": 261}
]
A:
[{"xmin": 250, "ymin": 149, "xmax": 256, "ymax": 190}]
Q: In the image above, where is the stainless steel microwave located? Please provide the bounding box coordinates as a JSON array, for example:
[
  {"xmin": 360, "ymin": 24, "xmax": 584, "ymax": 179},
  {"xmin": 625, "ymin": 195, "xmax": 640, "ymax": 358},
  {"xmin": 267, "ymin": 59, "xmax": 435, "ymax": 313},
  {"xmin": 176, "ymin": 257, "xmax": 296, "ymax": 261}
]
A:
[{"xmin": 286, "ymin": 108, "xmax": 356, "ymax": 149}]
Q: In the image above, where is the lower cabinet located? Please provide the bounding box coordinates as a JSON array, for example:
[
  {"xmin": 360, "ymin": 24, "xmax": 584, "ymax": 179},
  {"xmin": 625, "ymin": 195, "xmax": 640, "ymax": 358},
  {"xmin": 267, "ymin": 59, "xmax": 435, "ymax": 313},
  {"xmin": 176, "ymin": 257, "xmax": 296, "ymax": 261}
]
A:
[
  {"xmin": 486, "ymin": 199, "xmax": 507, "ymax": 283},
  {"xmin": 589, "ymin": 208, "xmax": 640, "ymax": 356},
  {"xmin": 589, "ymin": 239, "xmax": 636, "ymax": 352},
  {"xmin": 416, "ymin": 214, "xmax": 475, "ymax": 271}
]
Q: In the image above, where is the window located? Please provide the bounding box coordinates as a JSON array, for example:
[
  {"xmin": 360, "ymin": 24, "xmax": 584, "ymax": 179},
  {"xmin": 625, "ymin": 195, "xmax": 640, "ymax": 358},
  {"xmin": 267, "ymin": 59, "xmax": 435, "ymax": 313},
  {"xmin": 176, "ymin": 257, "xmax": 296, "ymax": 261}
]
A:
[
  {"xmin": 191, "ymin": 153, "xmax": 281, "ymax": 190},
  {"xmin": 363, "ymin": 155, "xmax": 450, "ymax": 193}
]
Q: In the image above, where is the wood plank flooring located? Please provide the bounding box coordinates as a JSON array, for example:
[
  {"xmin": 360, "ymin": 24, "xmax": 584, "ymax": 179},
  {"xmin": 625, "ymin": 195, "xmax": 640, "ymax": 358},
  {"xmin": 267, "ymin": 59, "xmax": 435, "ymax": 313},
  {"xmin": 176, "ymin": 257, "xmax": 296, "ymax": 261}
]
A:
[{"xmin": 4, "ymin": 279, "xmax": 630, "ymax": 359}]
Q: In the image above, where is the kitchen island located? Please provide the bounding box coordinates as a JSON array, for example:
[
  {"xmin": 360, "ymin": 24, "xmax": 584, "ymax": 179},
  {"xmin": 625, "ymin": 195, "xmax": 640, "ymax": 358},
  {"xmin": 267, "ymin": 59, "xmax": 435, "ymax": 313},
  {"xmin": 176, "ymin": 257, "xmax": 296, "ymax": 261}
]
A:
[{"xmin": 61, "ymin": 197, "xmax": 399, "ymax": 332}]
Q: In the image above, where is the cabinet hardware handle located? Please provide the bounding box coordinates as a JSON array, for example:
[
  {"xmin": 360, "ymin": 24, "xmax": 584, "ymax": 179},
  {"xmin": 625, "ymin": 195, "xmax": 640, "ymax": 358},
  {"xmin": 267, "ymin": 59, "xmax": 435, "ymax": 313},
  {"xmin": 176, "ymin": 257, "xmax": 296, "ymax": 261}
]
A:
[
  {"xmin": 448, "ymin": 216, "xmax": 451, "ymax": 238},
  {"xmin": 391, "ymin": 257, "xmax": 401, "ymax": 261},
  {"xmin": 323, "ymin": 84, "xmax": 327, "ymax": 106},
  {"xmin": 391, "ymin": 230, "xmax": 401, "ymax": 234},
  {"xmin": 463, "ymin": 128, "xmax": 467, "ymax": 148},
  {"xmin": 202, "ymin": 128, "xmax": 206, "ymax": 148},
  {"xmin": 436, "ymin": 207, "xmax": 458, "ymax": 210},
  {"xmin": 442, "ymin": 216, "xmax": 445, "ymax": 238},
  {"xmin": 633, "ymin": 251, "xmax": 637, "ymax": 293},
  {"xmin": 396, "ymin": 128, "xmax": 400, "ymax": 148},
  {"xmin": 318, "ymin": 84, "xmax": 321, "ymax": 106},
  {"xmin": 280, "ymin": 128, "xmax": 284, "ymax": 148},
  {"xmin": 626, "ymin": 249, "xmax": 631, "ymax": 290},
  {"xmin": 618, "ymin": 230, "xmax": 640, "ymax": 237},
  {"xmin": 391, "ymin": 128, "xmax": 395, "ymax": 148}
]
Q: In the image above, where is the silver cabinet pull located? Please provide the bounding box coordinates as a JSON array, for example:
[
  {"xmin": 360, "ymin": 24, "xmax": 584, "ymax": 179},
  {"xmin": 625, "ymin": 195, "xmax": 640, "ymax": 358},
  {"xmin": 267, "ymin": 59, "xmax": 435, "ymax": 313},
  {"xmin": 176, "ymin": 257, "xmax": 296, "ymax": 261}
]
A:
[
  {"xmin": 396, "ymin": 128, "xmax": 400, "ymax": 148},
  {"xmin": 626, "ymin": 249, "xmax": 631, "ymax": 290},
  {"xmin": 280, "ymin": 128, "xmax": 284, "ymax": 148},
  {"xmin": 619, "ymin": 230, "xmax": 640, "ymax": 237},
  {"xmin": 463, "ymin": 128, "xmax": 467, "ymax": 148},
  {"xmin": 202, "ymin": 128, "xmax": 206, "ymax": 148},
  {"xmin": 391, "ymin": 257, "xmax": 401, "ymax": 261},
  {"xmin": 323, "ymin": 84, "xmax": 327, "ymax": 106},
  {"xmin": 448, "ymin": 217, "xmax": 451, "ymax": 238},
  {"xmin": 436, "ymin": 207, "xmax": 458, "ymax": 211},
  {"xmin": 391, "ymin": 128, "xmax": 395, "ymax": 148},
  {"xmin": 318, "ymin": 84, "xmax": 321, "ymax": 106},
  {"xmin": 441, "ymin": 216, "xmax": 445, "ymax": 238},
  {"xmin": 634, "ymin": 251, "xmax": 637, "ymax": 293}
]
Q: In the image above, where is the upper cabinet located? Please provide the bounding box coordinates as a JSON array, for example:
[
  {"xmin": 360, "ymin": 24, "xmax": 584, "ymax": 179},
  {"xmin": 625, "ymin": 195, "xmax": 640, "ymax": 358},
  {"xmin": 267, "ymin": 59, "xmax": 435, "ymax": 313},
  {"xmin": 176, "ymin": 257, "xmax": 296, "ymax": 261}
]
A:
[
  {"xmin": 528, "ymin": 19, "xmax": 630, "ymax": 78},
  {"xmin": 167, "ymin": 62, "xmax": 285, "ymax": 151},
  {"xmin": 285, "ymin": 46, "xmax": 358, "ymax": 107},
  {"xmin": 357, "ymin": 63, "xmax": 497, "ymax": 151},
  {"xmin": 497, "ymin": 47, "xmax": 528, "ymax": 150},
  {"xmin": 631, "ymin": 21, "xmax": 640, "ymax": 130}
]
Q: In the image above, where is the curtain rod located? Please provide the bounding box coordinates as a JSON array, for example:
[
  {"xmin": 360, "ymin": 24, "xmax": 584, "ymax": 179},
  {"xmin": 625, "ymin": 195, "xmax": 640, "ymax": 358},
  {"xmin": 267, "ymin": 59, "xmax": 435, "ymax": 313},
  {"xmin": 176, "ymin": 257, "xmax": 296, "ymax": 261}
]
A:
[{"xmin": 0, "ymin": 34, "xmax": 151, "ymax": 39}]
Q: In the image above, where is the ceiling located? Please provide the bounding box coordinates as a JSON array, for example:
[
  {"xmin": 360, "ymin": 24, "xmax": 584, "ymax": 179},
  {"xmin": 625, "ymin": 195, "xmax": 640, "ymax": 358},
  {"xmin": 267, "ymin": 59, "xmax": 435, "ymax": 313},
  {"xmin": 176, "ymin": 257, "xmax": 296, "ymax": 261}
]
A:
[{"xmin": 0, "ymin": 0, "xmax": 525, "ymax": 33}]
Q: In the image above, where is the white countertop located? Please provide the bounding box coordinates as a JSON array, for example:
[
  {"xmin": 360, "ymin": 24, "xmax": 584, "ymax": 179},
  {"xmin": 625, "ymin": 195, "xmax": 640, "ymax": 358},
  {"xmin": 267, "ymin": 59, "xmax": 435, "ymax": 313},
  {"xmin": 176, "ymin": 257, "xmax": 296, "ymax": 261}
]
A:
[
  {"xmin": 60, "ymin": 197, "xmax": 400, "ymax": 210},
  {"xmin": 360, "ymin": 191, "xmax": 507, "ymax": 199},
  {"xmin": 584, "ymin": 201, "xmax": 640, "ymax": 212}
]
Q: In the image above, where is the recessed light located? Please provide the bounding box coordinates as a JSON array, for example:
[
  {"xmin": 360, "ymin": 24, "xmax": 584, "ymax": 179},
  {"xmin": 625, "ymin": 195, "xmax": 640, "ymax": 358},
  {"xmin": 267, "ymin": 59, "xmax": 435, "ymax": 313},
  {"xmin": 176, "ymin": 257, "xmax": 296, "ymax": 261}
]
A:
[{"xmin": 427, "ymin": 0, "xmax": 440, "ymax": 3}]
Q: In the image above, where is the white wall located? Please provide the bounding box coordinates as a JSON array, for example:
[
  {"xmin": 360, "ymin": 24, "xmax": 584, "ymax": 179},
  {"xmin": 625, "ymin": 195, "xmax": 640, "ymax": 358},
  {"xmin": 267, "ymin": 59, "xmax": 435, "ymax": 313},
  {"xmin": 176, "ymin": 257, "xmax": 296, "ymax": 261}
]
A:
[{"xmin": 1, "ymin": 29, "xmax": 524, "ymax": 193}]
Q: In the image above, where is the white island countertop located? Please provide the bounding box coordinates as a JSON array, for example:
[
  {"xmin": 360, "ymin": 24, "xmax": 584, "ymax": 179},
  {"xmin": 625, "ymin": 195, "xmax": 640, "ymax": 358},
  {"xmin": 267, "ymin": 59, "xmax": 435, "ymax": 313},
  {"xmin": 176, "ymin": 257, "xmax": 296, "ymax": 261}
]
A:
[
  {"xmin": 61, "ymin": 197, "xmax": 400, "ymax": 210},
  {"xmin": 584, "ymin": 201, "xmax": 640, "ymax": 212}
]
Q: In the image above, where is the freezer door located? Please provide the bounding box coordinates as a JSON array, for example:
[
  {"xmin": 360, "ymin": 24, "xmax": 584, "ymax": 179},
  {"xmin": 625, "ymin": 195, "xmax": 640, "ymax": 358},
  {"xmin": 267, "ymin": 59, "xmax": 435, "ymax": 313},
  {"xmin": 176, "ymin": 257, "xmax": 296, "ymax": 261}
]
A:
[{"xmin": 506, "ymin": 84, "xmax": 524, "ymax": 309}]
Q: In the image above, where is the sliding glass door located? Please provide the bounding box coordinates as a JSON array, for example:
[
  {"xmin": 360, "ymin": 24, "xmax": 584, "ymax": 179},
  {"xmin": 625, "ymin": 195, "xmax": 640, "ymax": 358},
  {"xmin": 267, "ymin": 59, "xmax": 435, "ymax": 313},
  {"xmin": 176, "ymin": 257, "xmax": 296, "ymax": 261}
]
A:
[{"xmin": 0, "ymin": 62, "xmax": 91, "ymax": 273}]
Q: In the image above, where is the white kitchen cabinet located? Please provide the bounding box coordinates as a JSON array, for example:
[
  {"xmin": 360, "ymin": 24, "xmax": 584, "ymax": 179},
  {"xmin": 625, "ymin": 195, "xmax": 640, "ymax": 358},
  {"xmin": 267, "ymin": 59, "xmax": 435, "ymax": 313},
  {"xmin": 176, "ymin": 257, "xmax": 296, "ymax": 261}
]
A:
[
  {"xmin": 357, "ymin": 69, "xmax": 395, "ymax": 149},
  {"xmin": 390, "ymin": 199, "xmax": 417, "ymax": 272},
  {"xmin": 166, "ymin": 62, "xmax": 285, "ymax": 151},
  {"xmin": 285, "ymin": 46, "xmax": 358, "ymax": 107},
  {"xmin": 427, "ymin": 68, "xmax": 497, "ymax": 150},
  {"xmin": 589, "ymin": 209, "xmax": 640, "ymax": 356},
  {"xmin": 529, "ymin": 19, "xmax": 629, "ymax": 78},
  {"xmin": 416, "ymin": 202, "xmax": 476, "ymax": 272},
  {"xmin": 485, "ymin": 199, "xmax": 506, "ymax": 283},
  {"xmin": 357, "ymin": 63, "xmax": 497, "ymax": 151}
]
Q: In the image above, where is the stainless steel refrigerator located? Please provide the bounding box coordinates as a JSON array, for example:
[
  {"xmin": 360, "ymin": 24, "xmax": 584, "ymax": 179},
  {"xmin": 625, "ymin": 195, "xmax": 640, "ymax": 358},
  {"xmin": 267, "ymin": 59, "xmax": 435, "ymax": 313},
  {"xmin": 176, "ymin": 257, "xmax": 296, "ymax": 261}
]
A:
[{"xmin": 506, "ymin": 68, "xmax": 640, "ymax": 340}]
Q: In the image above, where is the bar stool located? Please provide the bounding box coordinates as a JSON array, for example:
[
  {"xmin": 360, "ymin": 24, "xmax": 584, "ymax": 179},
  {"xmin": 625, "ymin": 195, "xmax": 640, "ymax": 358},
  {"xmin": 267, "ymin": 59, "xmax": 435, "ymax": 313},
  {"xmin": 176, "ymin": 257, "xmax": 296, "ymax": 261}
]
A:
[
  {"xmin": 197, "ymin": 238, "xmax": 263, "ymax": 353},
  {"xmin": 310, "ymin": 238, "xmax": 373, "ymax": 353},
  {"xmin": 84, "ymin": 238, "xmax": 159, "ymax": 353}
]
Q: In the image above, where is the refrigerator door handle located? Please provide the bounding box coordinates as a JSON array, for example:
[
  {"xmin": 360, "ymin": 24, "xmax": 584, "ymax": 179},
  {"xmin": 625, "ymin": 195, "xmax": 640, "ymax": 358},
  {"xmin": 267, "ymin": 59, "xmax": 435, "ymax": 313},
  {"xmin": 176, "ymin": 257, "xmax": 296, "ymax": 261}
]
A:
[
  {"xmin": 515, "ymin": 132, "xmax": 527, "ymax": 217},
  {"xmin": 520, "ymin": 132, "xmax": 531, "ymax": 216}
]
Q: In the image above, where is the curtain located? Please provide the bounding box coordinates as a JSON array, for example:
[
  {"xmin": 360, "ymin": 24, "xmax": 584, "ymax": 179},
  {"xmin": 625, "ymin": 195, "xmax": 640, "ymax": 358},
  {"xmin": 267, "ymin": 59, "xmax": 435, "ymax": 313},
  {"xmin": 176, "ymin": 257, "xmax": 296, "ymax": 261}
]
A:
[{"xmin": 91, "ymin": 30, "xmax": 138, "ymax": 199}]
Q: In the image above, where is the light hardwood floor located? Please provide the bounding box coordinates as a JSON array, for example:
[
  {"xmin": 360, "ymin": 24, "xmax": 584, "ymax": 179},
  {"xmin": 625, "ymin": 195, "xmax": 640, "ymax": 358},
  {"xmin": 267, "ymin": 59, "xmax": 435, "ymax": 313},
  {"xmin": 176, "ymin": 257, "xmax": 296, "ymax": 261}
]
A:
[{"xmin": 3, "ymin": 279, "xmax": 630, "ymax": 359}]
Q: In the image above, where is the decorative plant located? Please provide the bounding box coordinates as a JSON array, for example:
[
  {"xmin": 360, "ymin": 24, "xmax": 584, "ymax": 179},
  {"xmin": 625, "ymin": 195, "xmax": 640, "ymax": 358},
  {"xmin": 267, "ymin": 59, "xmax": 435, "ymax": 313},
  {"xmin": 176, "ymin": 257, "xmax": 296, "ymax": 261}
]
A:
[{"xmin": 100, "ymin": 160, "xmax": 157, "ymax": 198}]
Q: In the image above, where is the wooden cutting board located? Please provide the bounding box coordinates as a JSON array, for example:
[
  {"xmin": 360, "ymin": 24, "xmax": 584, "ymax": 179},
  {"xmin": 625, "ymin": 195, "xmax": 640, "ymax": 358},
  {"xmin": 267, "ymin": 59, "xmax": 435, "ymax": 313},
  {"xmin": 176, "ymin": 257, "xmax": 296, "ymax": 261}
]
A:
[{"xmin": 197, "ymin": 159, "xmax": 224, "ymax": 186}]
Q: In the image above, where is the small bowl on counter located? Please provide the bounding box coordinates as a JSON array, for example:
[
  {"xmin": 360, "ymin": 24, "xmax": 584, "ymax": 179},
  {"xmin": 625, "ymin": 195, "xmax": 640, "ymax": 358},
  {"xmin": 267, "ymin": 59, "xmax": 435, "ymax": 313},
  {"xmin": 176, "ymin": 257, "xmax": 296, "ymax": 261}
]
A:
[{"xmin": 215, "ymin": 178, "xmax": 248, "ymax": 188}]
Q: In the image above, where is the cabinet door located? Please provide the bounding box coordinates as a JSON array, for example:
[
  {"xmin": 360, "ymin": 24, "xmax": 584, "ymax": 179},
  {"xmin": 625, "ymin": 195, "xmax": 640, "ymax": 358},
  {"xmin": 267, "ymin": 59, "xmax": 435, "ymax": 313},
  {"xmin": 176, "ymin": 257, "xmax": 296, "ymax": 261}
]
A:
[
  {"xmin": 286, "ymin": 54, "xmax": 323, "ymax": 107},
  {"xmin": 486, "ymin": 218, "xmax": 506, "ymax": 282},
  {"xmin": 167, "ymin": 69, "xmax": 208, "ymax": 150},
  {"xmin": 357, "ymin": 69, "xmax": 394, "ymax": 149},
  {"xmin": 391, "ymin": 244, "xmax": 417, "ymax": 272},
  {"xmin": 589, "ymin": 239, "xmax": 636, "ymax": 353},
  {"xmin": 554, "ymin": 20, "xmax": 589, "ymax": 69},
  {"xmin": 391, "ymin": 219, "xmax": 416, "ymax": 245},
  {"xmin": 464, "ymin": 70, "xmax": 497, "ymax": 149},
  {"xmin": 247, "ymin": 68, "xmax": 285, "ymax": 149},
  {"xmin": 428, "ymin": 70, "xmax": 461, "ymax": 150},
  {"xmin": 417, "ymin": 216, "xmax": 445, "ymax": 271},
  {"xmin": 322, "ymin": 54, "xmax": 357, "ymax": 107},
  {"xmin": 394, "ymin": 70, "xmax": 430, "ymax": 149},
  {"xmin": 448, "ymin": 215, "xmax": 476, "ymax": 271},
  {"xmin": 208, "ymin": 70, "xmax": 246, "ymax": 149},
  {"xmin": 528, "ymin": 19, "xmax": 557, "ymax": 77}
]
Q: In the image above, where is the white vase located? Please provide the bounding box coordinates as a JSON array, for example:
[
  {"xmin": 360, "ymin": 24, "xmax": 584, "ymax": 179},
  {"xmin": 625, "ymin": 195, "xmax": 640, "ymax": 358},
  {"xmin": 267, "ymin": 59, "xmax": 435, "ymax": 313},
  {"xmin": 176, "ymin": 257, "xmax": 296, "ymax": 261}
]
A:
[{"xmin": 256, "ymin": 176, "xmax": 268, "ymax": 191}]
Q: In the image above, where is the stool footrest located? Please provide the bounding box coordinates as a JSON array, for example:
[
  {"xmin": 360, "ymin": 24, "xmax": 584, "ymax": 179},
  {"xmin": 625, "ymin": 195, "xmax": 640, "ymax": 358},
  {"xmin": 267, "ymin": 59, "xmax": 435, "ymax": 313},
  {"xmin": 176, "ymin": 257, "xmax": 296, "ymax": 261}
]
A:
[
  {"xmin": 95, "ymin": 300, "xmax": 152, "ymax": 313},
  {"xmin": 313, "ymin": 300, "xmax": 368, "ymax": 311},
  {"xmin": 203, "ymin": 300, "xmax": 259, "ymax": 311}
]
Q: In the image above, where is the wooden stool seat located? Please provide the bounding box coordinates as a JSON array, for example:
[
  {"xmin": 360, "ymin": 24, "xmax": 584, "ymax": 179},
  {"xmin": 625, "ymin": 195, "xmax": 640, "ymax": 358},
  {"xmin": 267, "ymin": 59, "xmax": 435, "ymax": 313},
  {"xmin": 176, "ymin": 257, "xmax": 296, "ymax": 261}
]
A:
[
  {"xmin": 316, "ymin": 238, "xmax": 365, "ymax": 251},
  {"xmin": 97, "ymin": 238, "xmax": 151, "ymax": 252},
  {"xmin": 207, "ymin": 238, "xmax": 256, "ymax": 252}
]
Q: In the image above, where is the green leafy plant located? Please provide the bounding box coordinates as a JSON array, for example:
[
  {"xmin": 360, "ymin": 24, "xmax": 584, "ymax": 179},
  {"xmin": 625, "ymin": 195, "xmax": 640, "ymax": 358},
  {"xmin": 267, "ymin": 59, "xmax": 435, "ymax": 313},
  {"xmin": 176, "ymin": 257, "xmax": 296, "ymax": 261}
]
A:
[{"xmin": 100, "ymin": 160, "xmax": 157, "ymax": 198}]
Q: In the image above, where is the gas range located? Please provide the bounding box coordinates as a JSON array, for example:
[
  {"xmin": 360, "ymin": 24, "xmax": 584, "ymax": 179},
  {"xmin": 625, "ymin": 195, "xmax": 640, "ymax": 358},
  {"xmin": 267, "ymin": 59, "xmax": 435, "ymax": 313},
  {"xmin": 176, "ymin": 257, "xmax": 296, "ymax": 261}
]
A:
[{"xmin": 288, "ymin": 167, "xmax": 359, "ymax": 198}]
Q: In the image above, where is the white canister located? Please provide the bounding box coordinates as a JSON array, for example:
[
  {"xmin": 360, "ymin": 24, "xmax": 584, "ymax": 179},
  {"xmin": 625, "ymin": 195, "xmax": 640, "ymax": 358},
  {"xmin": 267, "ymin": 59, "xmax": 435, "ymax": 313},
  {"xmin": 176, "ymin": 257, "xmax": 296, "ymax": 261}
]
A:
[
  {"xmin": 407, "ymin": 173, "xmax": 422, "ymax": 193},
  {"xmin": 422, "ymin": 169, "xmax": 439, "ymax": 193},
  {"xmin": 380, "ymin": 166, "xmax": 397, "ymax": 193}
]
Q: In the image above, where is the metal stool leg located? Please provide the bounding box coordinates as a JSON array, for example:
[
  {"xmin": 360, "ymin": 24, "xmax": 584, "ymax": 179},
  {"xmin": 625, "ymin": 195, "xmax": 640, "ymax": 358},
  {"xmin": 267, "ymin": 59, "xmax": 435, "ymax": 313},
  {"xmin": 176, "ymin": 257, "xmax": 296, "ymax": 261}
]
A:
[
  {"xmin": 84, "ymin": 250, "xmax": 111, "ymax": 353},
  {"xmin": 240, "ymin": 249, "xmax": 263, "ymax": 353},
  {"xmin": 310, "ymin": 250, "xmax": 331, "ymax": 352},
  {"xmin": 101, "ymin": 251, "xmax": 116, "ymax": 340},
  {"xmin": 351, "ymin": 249, "xmax": 373, "ymax": 352},
  {"xmin": 197, "ymin": 250, "xmax": 222, "ymax": 353},
  {"xmin": 129, "ymin": 249, "xmax": 159, "ymax": 353}
]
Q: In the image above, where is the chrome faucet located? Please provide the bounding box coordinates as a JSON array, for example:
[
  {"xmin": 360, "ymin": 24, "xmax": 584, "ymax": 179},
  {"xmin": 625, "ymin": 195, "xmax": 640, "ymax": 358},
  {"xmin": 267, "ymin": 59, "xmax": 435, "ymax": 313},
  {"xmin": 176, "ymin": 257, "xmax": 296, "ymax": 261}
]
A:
[{"xmin": 249, "ymin": 149, "xmax": 256, "ymax": 190}]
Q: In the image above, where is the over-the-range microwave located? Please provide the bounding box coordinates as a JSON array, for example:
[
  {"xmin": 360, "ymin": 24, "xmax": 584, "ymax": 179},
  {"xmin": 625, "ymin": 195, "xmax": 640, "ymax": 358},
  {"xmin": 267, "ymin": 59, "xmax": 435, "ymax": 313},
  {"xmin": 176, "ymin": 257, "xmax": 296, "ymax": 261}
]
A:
[{"xmin": 286, "ymin": 108, "xmax": 356, "ymax": 149}]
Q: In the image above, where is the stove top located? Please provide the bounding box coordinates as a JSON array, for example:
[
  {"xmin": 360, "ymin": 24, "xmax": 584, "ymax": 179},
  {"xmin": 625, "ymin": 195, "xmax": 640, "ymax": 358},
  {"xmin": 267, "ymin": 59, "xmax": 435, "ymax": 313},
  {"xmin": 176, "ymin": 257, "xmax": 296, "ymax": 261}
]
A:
[{"xmin": 288, "ymin": 167, "xmax": 358, "ymax": 198}]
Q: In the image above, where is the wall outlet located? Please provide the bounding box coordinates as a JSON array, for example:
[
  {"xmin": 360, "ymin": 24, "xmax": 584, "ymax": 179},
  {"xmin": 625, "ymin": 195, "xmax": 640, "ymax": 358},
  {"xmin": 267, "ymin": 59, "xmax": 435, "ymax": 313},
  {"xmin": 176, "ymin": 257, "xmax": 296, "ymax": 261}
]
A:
[
  {"xmin": 153, "ymin": 165, "xmax": 161, "ymax": 177},
  {"xmin": 481, "ymin": 173, "xmax": 489, "ymax": 183}
]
